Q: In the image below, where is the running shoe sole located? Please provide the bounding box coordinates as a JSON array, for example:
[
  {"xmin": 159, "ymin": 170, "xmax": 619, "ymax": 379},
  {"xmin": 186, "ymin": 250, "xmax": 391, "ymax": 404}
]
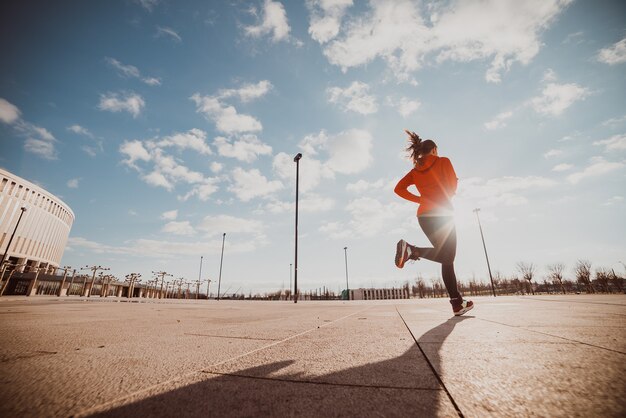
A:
[
  {"xmin": 395, "ymin": 240, "xmax": 407, "ymax": 268},
  {"xmin": 454, "ymin": 303, "xmax": 474, "ymax": 316}
]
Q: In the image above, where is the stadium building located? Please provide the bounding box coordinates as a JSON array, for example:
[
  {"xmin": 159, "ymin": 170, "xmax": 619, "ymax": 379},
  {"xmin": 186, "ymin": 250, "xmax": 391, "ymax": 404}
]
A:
[{"xmin": 0, "ymin": 168, "xmax": 74, "ymax": 274}]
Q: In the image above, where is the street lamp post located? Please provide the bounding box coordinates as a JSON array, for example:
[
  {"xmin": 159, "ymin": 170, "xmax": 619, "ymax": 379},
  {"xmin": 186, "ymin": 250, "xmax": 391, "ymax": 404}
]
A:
[
  {"xmin": 217, "ymin": 233, "xmax": 226, "ymax": 301},
  {"xmin": 206, "ymin": 279, "xmax": 212, "ymax": 299},
  {"xmin": 289, "ymin": 263, "xmax": 292, "ymax": 301},
  {"xmin": 0, "ymin": 206, "xmax": 27, "ymax": 269},
  {"xmin": 82, "ymin": 265, "xmax": 110, "ymax": 297},
  {"xmin": 344, "ymin": 247, "xmax": 349, "ymax": 300},
  {"xmin": 293, "ymin": 152, "xmax": 302, "ymax": 304},
  {"xmin": 473, "ymin": 208, "xmax": 496, "ymax": 297}
]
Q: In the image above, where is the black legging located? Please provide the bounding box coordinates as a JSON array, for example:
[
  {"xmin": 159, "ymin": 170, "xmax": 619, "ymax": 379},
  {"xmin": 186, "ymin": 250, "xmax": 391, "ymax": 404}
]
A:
[{"xmin": 416, "ymin": 214, "xmax": 461, "ymax": 300}]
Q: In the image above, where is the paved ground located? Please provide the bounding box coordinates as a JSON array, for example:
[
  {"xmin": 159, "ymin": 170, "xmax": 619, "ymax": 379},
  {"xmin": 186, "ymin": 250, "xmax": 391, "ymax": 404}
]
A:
[{"xmin": 0, "ymin": 294, "xmax": 624, "ymax": 417}]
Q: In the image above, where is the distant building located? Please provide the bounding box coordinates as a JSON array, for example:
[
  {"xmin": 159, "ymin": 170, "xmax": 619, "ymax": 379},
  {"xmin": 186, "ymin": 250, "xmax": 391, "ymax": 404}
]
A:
[
  {"xmin": 350, "ymin": 287, "xmax": 410, "ymax": 300},
  {"xmin": 0, "ymin": 168, "xmax": 74, "ymax": 273}
]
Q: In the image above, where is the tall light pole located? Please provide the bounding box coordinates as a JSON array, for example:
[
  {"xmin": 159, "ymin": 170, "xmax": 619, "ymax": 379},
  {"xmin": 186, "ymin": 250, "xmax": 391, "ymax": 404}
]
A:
[
  {"xmin": 217, "ymin": 233, "xmax": 226, "ymax": 301},
  {"xmin": 344, "ymin": 246, "xmax": 349, "ymax": 300},
  {"xmin": 473, "ymin": 208, "xmax": 496, "ymax": 297},
  {"xmin": 206, "ymin": 279, "xmax": 212, "ymax": 299},
  {"xmin": 293, "ymin": 152, "xmax": 302, "ymax": 304},
  {"xmin": 198, "ymin": 255, "xmax": 203, "ymax": 289},
  {"xmin": 1, "ymin": 206, "xmax": 27, "ymax": 268},
  {"xmin": 82, "ymin": 265, "xmax": 110, "ymax": 297},
  {"xmin": 289, "ymin": 263, "xmax": 292, "ymax": 301}
]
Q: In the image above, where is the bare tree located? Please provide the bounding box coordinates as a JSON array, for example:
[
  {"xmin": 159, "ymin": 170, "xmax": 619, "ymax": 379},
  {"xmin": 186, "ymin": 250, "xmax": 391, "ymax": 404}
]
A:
[
  {"xmin": 516, "ymin": 261, "xmax": 536, "ymax": 295},
  {"xmin": 595, "ymin": 268, "xmax": 611, "ymax": 293},
  {"xmin": 547, "ymin": 263, "xmax": 566, "ymax": 294},
  {"xmin": 575, "ymin": 260, "xmax": 594, "ymax": 294},
  {"xmin": 610, "ymin": 270, "xmax": 624, "ymax": 293},
  {"xmin": 414, "ymin": 275, "xmax": 426, "ymax": 298}
]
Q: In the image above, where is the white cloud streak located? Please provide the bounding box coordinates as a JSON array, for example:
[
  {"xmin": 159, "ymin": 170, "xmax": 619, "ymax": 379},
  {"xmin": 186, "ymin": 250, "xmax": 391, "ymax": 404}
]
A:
[
  {"xmin": 228, "ymin": 167, "xmax": 283, "ymax": 201},
  {"xmin": 327, "ymin": 81, "xmax": 378, "ymax": 114},
  {"xmin": 306, "ymin": 0, "xmax": 353, "ymax": 44},
  {"xmin": 214, "ymin": 135, "xmax": 272, "ymax": 162},
  {"xmin": 567, "ymin": 157, "xmax": 625, "ymax": 184},
  {"xmin": 528, "ymin": 82, "xmax": 589, "ymax": 116},
  {"xmin": 319, "ymin": 0, "xmax": 572, "ymax": 83},
  {"xmin": 593, "ymin": 134, "xmax": 626, "ymax": 152},
  {"xmin": 244, "ymin": 0, "xmax": 291, "ymax": 42},
  {"xmin": 0, "ymin": 98, "xmax": 21, "ymax": 124},
  {"xmin": 98, "ymin": 91, "xmax": 145, "ymax": 118},
  {"xmin": 156, "ymin": 26, "xmax": 182, "ymax": 42},
  {"xmin": 597, "ymin": 37, "xmax": 626, "ymax": 65}
]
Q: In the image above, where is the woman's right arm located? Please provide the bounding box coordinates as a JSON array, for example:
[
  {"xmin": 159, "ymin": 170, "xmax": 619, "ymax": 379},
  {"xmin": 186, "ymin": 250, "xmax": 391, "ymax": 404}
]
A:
[{"xmin": 394, "ymin": 171, "xmax": 421, "ymax": 203}]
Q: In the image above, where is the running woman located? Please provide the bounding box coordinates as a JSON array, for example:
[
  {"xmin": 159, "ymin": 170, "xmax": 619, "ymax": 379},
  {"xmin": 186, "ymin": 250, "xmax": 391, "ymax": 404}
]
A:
[{"xmin": 394, "ymin": 130, "xmax": 473, "ymax": 316}]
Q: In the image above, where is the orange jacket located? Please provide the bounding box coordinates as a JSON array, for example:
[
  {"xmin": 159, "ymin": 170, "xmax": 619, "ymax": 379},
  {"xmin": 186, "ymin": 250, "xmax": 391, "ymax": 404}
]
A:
[{"xmin": 394, "ymin": 155, "xmax": 458, "ymax": 216}]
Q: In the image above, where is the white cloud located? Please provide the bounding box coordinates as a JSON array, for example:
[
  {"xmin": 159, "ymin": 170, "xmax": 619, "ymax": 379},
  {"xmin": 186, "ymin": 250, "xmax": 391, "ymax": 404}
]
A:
[
  {"xmin": 210, "ymin": 162, "xmax": 223, "ymax": 173},
  {"xmin": 214, "ymin": 135, "xmax": 272, "ymax": 162},
  {"xmin": 155, "ymin": 129, "xmax": 212, "ymax": 155},
  {"xmin": 68, "ymin": 236, "xmax": 257, "ymax": 257},
  {"xmin": 218, "ymin": 80, "xmax": 273, "ymax": 103},
  {"xmin": 162, "ymin": 221, "xmax": 196, "ymax": 236},
  {"xmin": 567, "ymin": 157, "xmax": 625, "ymax": 184},
  {"xmin": 327, "ymin": 81, "xmax": 378, "ymax": 114},
  {"xmin": 229, "ymin": 167, "xmax": 283, "ymax": 201},
  {"xmin": 484, "ymin": 111, "xmax": 513, "ymax": 130},
  {"xmin": 128, "ymin": 210, "xmax": 138, "ymax": 216},
  {"xmin": 190, "ymin": 94, "xmax": 262, "ymax": 134},
  {"xmin": 120, "ymin": 140, "xmax": 152, "ymax": 169},
  {"xmin": 395, "ymin": 97, "xmax": 420, "ymax": 118},
  {"xmin": 135, "ymin": 0, "xmax": 159, "ymax": 12},
  {"xmin": 322, "ymin": 197, "xmax": 406, "ymax": 239},
  {"xmin": 321, "ymin": 0, "xmax": 572, "ymax": 83},
  {"xmin": 543, "ymin": 149, "xmax": 563, "ymax": 158},
  {"xmin": 141, "ymin": 77, "xmax": 162, "ymax": 86},
  {"xmin": 272, "ymin": 151, "xmax": 334, "ymax": 193},
  {"xmin": 179, "ymin": 179, "xmax": 220, "ymax": 202},
  {"xmin": 105, "ymin": 57, "xmax": 140, "ymax": 78},
  {"xmin": 602, "ymin": 196, "xmax": 624, "ymax": 206},
  {"xmin": 244, "ymin": 0, "xmax": 291, "ymax": 42},
  {"xmin": 273, "ymin": 129, "xmax": 372, "ymax": 192},
  {"xmin": 156, "ymin": 26, "xmax": 182, "ymax": 42},
  {"xmin": 0, "ymin": 98, "xmax": 21, "ymax": 124},
  {"xmin": 160, "ymin": 210, "xmax": 178, "ymax": 221},
  {"xmin": 0, "ymin": 99, "xmax": 58, "ymax": 159},
  {"xmin": 528, "ymin": 82, "xmax": 589, "ymax": 117},
  {"xmin": 457, "ymin": 176, "xmax": 558, "ymax": 208},
  {"xmin": 306, "ymin": 0, "xmax": 353, "ymax": 44},
  {"xmin": 593, "ymin": 134, "xmax": 626, "ymax": 152},
  {"xmin": 24, "ymin": 138, "xmax": 55, "ymax": 160},
  {"xmin": 325, "ymin": 129, "xmax": 373, "ymax": 174},
  {"xmin": 597, "ymin": 37, "xmax": 626, "ymax": 65},
  {"xmin": 198, "ymin": 214, "xmax": 265, "ymax": 238},
  {"xmin": 67, "ymin": 124, "xmax": 95, "ymax": 138},
  {"xmin": 346, "ymin": 178, "xmax": 385, "ymax": 193},
  {"xmin": 67, "ymin": 178, "xmax": 79, "ymax": 188},
  {"xmin": 105, "ymin": 57, "xmax": 161, "ymax": 86},
  {"xmin": 98, "ymin": 91, "xmax": 145, "ymax": 118},
  {"xmin": 601, "ymin": 114, "xmax": 626, "ymax": 128},
  {"xmin": 142, "ymin": 170, "xmax": 174, "ymax": 191},
  {"xmin": 264, "ymin": 193, "xmax": 335, "ymax": 213},
  {"xmin": 552, "ymin": 163, "xmax": 573, "ymax": 172}
]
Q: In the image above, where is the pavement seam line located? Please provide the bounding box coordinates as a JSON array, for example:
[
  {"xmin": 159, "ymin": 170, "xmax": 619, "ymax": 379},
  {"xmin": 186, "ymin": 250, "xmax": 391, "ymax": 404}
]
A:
[
  {"xmin": 203, "ymin": 370, "xmax": 442, "ymax": 392},
  {"xmin": 522, "ymin": 297, "xmax": 626, "ymax": 307},
  {"xmin": 477, "ymin": 317, "xmax": 626, "ymax": 355},
  {"xmin": 395, "ymin": 306, "xmax": 465, "ymax": 418},
  {"xmin": 73, "ymin": 305, "xmax": 374, "ymax": 417}
]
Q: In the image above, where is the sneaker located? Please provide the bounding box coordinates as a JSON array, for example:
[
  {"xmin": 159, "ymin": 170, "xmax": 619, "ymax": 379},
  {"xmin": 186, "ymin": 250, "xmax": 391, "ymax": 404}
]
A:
[
  {"xmin": 395, "ymin": 239, "xmax": 418, "ymax": 268},
  {"xmin": 452, "ymin": 299, "xmax": 474, "ymax": 316}
]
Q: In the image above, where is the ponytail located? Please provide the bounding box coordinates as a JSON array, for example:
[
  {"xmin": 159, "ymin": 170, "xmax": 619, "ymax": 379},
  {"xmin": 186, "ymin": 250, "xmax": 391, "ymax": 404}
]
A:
[{"xmin": 405, "ymin": 131, "xmax": 436, "ymax": 167}]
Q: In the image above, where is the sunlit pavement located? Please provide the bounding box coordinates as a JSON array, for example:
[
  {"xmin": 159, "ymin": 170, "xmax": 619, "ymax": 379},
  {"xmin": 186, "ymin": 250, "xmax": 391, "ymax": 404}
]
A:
[{"xmin": 0, "ymin": 295, "xmax": 624, "ymax": 417}]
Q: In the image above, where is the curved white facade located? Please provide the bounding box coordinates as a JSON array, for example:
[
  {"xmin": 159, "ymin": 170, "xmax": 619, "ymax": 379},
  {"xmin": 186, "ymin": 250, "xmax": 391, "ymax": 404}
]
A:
[{"xmin": 0, "ymin": 168, "xmax": 74, "ymax": 272}]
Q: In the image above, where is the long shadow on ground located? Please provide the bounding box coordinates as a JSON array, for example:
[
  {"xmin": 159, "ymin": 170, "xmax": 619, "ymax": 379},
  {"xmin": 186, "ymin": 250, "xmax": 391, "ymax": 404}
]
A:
[{"xmin": 88, "ymin": 316, "xmax": 471, "ymax": 418}]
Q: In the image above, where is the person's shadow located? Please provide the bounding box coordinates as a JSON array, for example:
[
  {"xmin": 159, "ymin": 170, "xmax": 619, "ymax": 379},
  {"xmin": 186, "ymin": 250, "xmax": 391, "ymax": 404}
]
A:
[{"xmin": 88, "ymin": 316, "xmax": 472, "ymax": 418}]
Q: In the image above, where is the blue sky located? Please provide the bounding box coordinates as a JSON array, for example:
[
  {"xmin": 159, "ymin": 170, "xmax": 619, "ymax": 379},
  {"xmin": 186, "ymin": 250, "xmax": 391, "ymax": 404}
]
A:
[{"xmin": 1, "ymin": 0, "xmax": 625, "ymax": 294}]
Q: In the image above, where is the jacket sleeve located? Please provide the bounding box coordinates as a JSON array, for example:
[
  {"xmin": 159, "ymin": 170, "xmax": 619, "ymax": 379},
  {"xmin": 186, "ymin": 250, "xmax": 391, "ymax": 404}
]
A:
[
  {"xmin": 394, "ymin": 170, "xmax": 421, "ymax": 203},
  {"xmin": 440, "ymin": 158, "xmax": 458, "ymax": 197}
]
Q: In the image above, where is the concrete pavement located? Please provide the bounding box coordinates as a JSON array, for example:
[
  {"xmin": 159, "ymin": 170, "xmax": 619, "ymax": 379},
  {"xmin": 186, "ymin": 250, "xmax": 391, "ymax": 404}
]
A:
[{"xmin": 0, "ymin": 295, "xmax": 624, "ymax": 417}]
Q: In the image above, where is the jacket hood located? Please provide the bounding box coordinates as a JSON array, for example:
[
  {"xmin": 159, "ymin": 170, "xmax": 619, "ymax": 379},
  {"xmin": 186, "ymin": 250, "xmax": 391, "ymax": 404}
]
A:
[{"xmin": 415, "ymin": 154, "xmax": 438, "ymax": 171}]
